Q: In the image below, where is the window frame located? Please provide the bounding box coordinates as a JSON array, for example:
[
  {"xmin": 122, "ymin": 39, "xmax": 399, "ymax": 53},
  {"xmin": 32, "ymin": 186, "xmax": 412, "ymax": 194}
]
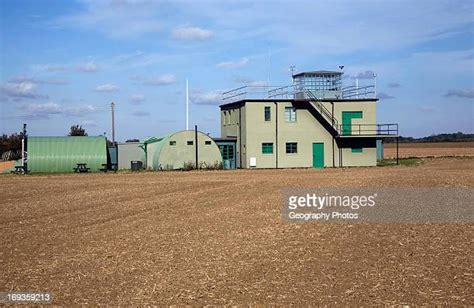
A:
[
  {"xmin": 285, "ymin": 142, "xmax": 298, "ymax": 154},
  {"xmin": 264, "ymin": 106, "xmax": 271, "ymax": 122},
  {"xmin": 284, "ymin": 106, "xmax": 297, "ymax": 122},
  {"xmin": 262, "ymin": 142, "xmax": 274, "ymax": 154}
]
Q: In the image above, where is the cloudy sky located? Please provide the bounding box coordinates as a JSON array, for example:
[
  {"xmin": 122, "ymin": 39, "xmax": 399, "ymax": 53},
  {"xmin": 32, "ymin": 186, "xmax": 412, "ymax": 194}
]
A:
[{"xmin": 0, "ymin": 0, "xmax": 473, "ymax": 140}]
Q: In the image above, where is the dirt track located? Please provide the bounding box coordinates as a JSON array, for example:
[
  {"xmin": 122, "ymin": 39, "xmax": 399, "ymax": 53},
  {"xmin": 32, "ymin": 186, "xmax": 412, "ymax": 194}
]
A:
[
  {"xmin": 384, "ymin": 141, "xmax": 474, "ymax": 158},
  {"xmin": 1, "ymin": 157, "xmax": 473, "ymax": 305}
]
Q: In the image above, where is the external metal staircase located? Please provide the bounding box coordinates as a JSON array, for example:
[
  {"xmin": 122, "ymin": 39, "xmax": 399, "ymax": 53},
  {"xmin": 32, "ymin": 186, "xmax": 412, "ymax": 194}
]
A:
[{"xmin": 300, "ymin": 87, "xmax": 339, "ymax": 136}]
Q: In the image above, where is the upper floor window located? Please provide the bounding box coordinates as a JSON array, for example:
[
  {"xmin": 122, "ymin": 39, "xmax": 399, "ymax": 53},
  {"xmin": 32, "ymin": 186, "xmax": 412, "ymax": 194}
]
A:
[
  {"xmin": 187, "ymin": 141, "xmax": 194, "ymax": 145},
  {"xmin": 285, "ymin": 107, "xmax": 297, "ymax": 122},
  {"xmin": 264, "ymin": 106, "xmax": 271, "ymax": 121},
  {"xmin": 169, "ymin": 141, "xmax": 176, "ymax": 146},
  {"xmin": 205, "ymin": 140, "xmax": 212, "ymax": 145}
]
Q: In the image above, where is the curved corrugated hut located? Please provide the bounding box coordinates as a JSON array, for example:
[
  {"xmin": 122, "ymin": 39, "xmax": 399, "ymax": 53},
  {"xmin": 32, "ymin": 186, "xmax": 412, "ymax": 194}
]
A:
[
  {"xmin": 28, "ymin": 136, "xmax": 107, "ymax": 173},
  {"xmin": 144, "ymin": 131, "xmax": 222, "ymax": 170}
]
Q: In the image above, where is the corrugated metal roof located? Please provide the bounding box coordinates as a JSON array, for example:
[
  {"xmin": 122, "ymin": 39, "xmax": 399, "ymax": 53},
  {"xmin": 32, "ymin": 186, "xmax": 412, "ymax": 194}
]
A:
[{"xmin": 28, "ymin": 136, "xmax": 107, "ymax": 173}]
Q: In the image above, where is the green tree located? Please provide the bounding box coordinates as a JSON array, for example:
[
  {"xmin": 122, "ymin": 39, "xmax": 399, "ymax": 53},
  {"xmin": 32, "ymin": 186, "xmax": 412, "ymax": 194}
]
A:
[{"xmin": 68, "ymin": 125, "xmax": 88, "ymax": 136}]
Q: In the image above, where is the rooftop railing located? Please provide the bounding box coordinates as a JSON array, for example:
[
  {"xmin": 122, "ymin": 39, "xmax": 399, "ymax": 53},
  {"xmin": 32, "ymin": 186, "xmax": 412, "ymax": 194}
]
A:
[{"xmin": 223, "ymin": 84, "xmax": 376, "ymax": 103}]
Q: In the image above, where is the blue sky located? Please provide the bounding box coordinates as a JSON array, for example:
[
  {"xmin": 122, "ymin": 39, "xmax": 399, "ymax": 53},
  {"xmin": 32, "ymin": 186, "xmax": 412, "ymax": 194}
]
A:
[{"xmin": 0, "ymin": 0, "xmax": 473, "ymax": 140}]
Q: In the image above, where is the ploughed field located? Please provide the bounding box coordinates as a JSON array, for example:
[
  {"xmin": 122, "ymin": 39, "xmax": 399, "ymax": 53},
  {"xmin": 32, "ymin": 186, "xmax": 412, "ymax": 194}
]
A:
[
  {"xmin": 1, "ymin": 157, "xmax": 473, "ymax": 305},
  {"xmin": 384, "ymin": 141, "xmax": 474, "ymax": 158}
]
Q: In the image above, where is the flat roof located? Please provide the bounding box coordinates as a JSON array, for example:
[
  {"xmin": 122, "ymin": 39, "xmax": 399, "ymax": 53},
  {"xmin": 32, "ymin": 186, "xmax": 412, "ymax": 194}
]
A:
[
  {"xmin": 220, "ymin": 98, "xmax": 378, "ymax": 109},
  {"xmin": 293, "ymin": 70, "xmax": 343, "ymax": 77}
]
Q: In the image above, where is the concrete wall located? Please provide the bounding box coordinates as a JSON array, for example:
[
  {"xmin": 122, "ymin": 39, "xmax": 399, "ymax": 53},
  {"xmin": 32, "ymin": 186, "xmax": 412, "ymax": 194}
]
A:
[
  {"xmin": 220, "ymin": 99, "xmax": 378, "ymax": 168},
  {"xmin": 117, "ymin": 142, "xmax": 145, "ymax": 169}
]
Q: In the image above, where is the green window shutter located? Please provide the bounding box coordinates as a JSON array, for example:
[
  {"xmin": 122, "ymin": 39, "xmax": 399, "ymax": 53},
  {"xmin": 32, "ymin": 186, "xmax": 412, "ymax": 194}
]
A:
[
  {"xmin": 262, "ymin": 143, "xmax": 273, "ymax": 154},
  {"xmin": 352, "ymin": 147, "xmax": 363, "ymax": 153}
]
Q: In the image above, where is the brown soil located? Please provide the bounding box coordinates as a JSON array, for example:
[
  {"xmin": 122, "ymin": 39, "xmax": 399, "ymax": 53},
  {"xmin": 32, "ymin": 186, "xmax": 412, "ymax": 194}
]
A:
[
  {"xmin": 1, "ymin": 157, "xmax": 473, "ymax": 305},
  {"xmin": 384, "ymin": 142, "xmax": 474, "ymax": 158}
]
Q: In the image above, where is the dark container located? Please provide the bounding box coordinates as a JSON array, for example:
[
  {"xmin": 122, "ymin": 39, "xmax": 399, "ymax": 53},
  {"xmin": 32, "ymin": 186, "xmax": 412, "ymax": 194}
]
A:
[{"xmin": 131, "ymin": 160, "xmax": 143, "ymax": 171}]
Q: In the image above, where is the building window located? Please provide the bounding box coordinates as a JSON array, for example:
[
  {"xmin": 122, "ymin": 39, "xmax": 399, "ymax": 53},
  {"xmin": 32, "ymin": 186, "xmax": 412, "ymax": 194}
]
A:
[
  {"xmin": 262, "ymin": 143, "xmax": 273, "ymax": 154},
  {"xmin": 205, "ymin": 140, "xmax": 212, "ymax": 145},
  {"xmin": 264, "ymin": 106, "xmax": 271, "ymax": 121},
  {"xmin": 169, "ymin": 141, "xmax": 176, "ymax": 146},
  {"xmin": 223, "ymin": 111, "xmax": 228, "ymax": 125},
  {"xmin": 352, "ymin": 147, "xmax": 363, "ymax": 153},
  {"xmin": 187, "ymin": 141, "xmax": 194, "ymax": 145},
  {"xmin": 285, "ymin": 107, "xmax": 296, "ymax": 122},
  {"xmin": 286, "ymin": 142, "xmax": 297, "ymax": 154}
]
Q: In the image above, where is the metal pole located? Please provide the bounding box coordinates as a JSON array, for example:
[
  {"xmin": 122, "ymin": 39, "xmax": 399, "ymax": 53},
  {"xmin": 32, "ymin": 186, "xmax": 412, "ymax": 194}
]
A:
[
  {"xmin": 374, "ymin": 73, "xmax": 377, "ymax": 98},
  {"xmin": 396, "ymin": 136, "xmax": 399, "ymax": 165},
  {"xmin": 356, "ymin": 78, "xmax": 359, "ymax": 99},
  {"xmin": 195, "ymin": 125, "xmax": 198, "ymax": 169},
  {"xmin": 111, "ymin": 102, "xmax": 115, "ymax": 144},
  {"xmin": 186, "ymin": 79, "xmax": 189, "ymax": 130},
  {"xmin": 22, "ymin": 123, "xmax": 27, "ymax": 174}
]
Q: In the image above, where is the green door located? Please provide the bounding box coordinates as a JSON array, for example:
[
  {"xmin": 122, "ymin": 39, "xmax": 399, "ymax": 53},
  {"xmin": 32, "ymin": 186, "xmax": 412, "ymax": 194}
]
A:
[
  {"xmin": 312, "ymin": 143, "xmax": 324, "ymax": 168},
  {"xmin": 342, "ymin": 111, "xmax": 363, "ymax": 135}
]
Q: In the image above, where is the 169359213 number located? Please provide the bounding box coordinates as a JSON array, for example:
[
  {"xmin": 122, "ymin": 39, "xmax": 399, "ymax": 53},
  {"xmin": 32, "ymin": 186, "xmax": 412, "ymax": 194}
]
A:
[{"xmin": 0, "ymin": 292, "xmax": 52, "ymax": 303}]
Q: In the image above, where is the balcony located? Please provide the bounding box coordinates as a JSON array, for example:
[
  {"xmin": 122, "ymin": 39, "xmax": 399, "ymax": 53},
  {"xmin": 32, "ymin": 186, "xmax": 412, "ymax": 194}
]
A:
[{"xmin": 338, "ymin": 124, "xmax": 399, "ymax": 137}]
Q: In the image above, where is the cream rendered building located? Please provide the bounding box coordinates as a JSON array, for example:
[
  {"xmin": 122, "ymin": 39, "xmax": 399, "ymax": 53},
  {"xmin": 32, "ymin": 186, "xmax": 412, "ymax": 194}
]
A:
[{"xmin": 220, "ymin": 70, "xmax": 398, "ymax": 169}]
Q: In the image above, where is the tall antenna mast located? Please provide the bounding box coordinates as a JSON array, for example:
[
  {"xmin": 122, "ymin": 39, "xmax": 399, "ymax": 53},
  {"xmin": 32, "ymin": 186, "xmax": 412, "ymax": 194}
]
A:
[
  {"xmin": 111, "ymin": 102, "xmax": 115, "ymax": 144},
  {"xmin": 186, "ymin": 79, "xmax": 189, "ymax": 130}
]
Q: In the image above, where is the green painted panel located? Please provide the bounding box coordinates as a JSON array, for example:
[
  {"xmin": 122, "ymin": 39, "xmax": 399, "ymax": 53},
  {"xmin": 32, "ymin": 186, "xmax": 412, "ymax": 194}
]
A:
[
  {"xmin": 352, "ymin": 147, "xmax": 363, "ymax": 153},
  {"xmin": 262, "ymin": 143, "xmax": 273, "ymax": 154},
  {"xmin": 342, "ymin": 111, "xmax": 363, "ymax": 135},
  {"xmin": 28, "ymin": 136, "xmax": 107, "ymax": 173},
  {"xmin": 312, "ymin": 143, "xmax": 324, "ymax": 168}
]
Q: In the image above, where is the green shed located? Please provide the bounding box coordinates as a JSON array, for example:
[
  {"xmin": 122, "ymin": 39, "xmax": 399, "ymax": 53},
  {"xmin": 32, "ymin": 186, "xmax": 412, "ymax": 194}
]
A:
[{"xmin": 28, "ymin": 136, "xmax": 107, "ymax": 173}]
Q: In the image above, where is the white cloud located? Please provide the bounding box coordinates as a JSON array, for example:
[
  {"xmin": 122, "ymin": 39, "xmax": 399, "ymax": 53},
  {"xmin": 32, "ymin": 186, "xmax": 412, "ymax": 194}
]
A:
[
  {"xmin": 0, "ymin": 81, "xmax": 47, "ymax": 100},
  {"xmin": 217, "ymin": 57, "xmax": 249, "ymax": 69},
  {"xmin": 35, "ymin": 64, "xmax": 69, "ymax": 72},
  {"xmin": 141, "ymin": 74, "xmax": 177, "ymax": 86},
  {"xmin": 130, "ymin": 94, "xmax": 145, "ymax": 104},
  {"xmin": 351, "ymin": 70, "xmax": 376, "ymax": 80},
  {"xmin": 377, "ymin": 92, "xmax": 395, "ymax": 100},
  {"xmin": 24, "ymin": 102, "xmax": 62, "ymax": 116},
  {"xmin": 20, "ymin": 102, "xmax": 99, "ymax": 119},
  {"xmin": 443, "ymin": 88, "xmax": 474, "ymax": 99},
  {"xmin": 132, "ymin": 110, "xmax": 150, "ymax": 117},
  {"xmin": 95, "ymin": 84, "xmax": 119, "ymax": 92},
  {"xmin": 172, "ymin": 26, "xmax": 213, "ymax": 41},
  {"xmin": 9, "ymin": 75, "xmax": 68, "ymax": 85},
  {"xmin": 77, "ymin": 61, "xmax": 98, "ymax": 73},
  {"xmin": 191, "ymin": 89, "xmax": 222, "ymax": 105},
  {"xmin": 234, "ymin": 77, "xmax": 268, "ymax": 87}
]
